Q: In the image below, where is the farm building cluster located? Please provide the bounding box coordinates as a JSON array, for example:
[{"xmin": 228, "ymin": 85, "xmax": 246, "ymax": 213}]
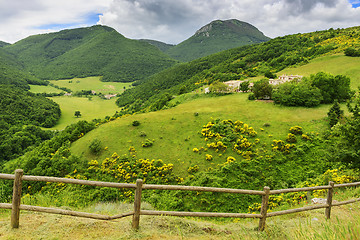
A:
[{"xmin": 205, "ymin": 74, "xmax": 303, "ymax": 93}]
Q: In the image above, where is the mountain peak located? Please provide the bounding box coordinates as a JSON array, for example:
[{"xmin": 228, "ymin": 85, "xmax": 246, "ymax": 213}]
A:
[
  {"xmin": 195, "ymin": 19, "xmax": 267, "ymax": 38},
  {"xmin": 166, "ymin": 19, "xmax": 270, "ymax": 62}
]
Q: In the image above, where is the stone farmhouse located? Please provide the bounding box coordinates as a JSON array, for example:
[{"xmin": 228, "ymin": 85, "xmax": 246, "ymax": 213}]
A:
[
  {"xmin": 269, "ymin": 74, "xmax": 302, "ymax": 86},
  {"xmin": 223, "ymin": 80, "xmax": 254, "ymax": 92},
  {"xmin": 104, "ymin": 94, "xmax": 117, "ymax": 100},
  {"xmin": 205, "ymin": 74, "xmax": 302, "ymax": 94}
]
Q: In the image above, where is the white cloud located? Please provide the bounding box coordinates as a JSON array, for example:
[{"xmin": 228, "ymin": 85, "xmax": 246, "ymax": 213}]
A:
[
  {"xmin": 0, "ymin": 0, "xmax": 359, "ymax": 44},
  {"xmin": 0, "ymin": 0, "xmax": 112, "ymax": 43}
]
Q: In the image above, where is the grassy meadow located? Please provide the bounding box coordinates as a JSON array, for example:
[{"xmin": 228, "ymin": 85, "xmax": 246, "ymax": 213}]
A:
[
  {"xmin": 29, "ymin": 77, "xmax": 129, "ymax": 130},
  {"xmin": 47, "ymin": 96, "xmax": 120, "ymax": 130},
  {"xmin": 29, "ymin": 84, "xmax": 64, "ymax": 94},
  {"xmin": 278, "ymin": 54, "xmax": 360, "ymax": 89},
  {"xmin": 48, "ymin": 76, "xmax": 133, "ymax": 94},
  {"xmin": 70, "ymin": 92, "xmax": 332, "ymax": 175}
]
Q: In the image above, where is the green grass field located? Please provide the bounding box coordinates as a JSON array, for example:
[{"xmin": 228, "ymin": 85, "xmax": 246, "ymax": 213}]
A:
[
  {"xmin": 49, "ymin": 76, "xmax": 133, "ymax": 94},
  {"xmin": 48, "ymin": 96, "xmax": 120, "ymax": 130},
  {"xmin": 29, "ymin": 84, "xmax": 64, "ymax": 94},
  {"xmin": 29, "ymin": 76, "xmax": 131, "ymax": 130},
  {"xmin": 278, "ymin": 54, "xmax": 360, "ymax": 88},
  {"xmin": 70, "ymin": 92, "xmax": 332, "ymax": 174}
]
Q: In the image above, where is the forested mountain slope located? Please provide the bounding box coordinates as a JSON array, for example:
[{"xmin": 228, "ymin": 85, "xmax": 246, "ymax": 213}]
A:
[
  {"xmin": 165, "ymin": 19, "xmax": 270, "ymax": 62},
  {"xmin": 0, "ymin": 85, "xmax": 61, "ymax": 165},
  {"xmin": 0, "ymin": 47, "xmax": 45, "ymax": 88},
  {"xmin": 139, "ymin": 39, "xmax": 175, "ymax": 52},
  {"xmin": 5, "ymin": 25, "xmax": 178, "ymax": 82},
  {"xmin": 0, "ymin": 40, "xmax": 9, "ymax": 47}
]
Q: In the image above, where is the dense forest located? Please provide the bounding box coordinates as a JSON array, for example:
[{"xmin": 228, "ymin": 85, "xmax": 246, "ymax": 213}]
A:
[{"xmin": 0, "ymin": 85, "xmax": 61, "ymax": 166}]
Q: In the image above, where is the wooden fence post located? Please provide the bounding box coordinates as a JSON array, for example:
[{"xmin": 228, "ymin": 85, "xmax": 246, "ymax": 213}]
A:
[
  {"xmin": 11, "ymin": 169, "xmax": 23, "ymax": 228},
  {"xmin": 258, "ymin": 186, "xmax": 270, "ymax": 231},
  {"xmin": 325, "ymin": 181, "xmax": 334, "ymax": 219},
  {"xmin": 132, "ymin": 179, "xmax": 143, "ymax": 229}
]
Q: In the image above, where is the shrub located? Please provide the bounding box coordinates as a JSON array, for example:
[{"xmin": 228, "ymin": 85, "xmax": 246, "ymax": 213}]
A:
[
  {"xmin": 301, "ymin": 134, "xmax": 311, "ymax": 141},
  {"xmin": 286, "ymin": 133, "xmax": 297, "ymax": 143},
  {"xmin": 89, "ymin": 139, "xmax": 102, "ymax": 154},
  {"xmin": 205, "ymin": 154, "xmax": 213, "ymax": 161},
  {"xmin": 132, "ymin": 120, "xmax": 140, "ymax": 126},
  {"xmin": 248, "ymin": 93, "xmax": 256, "ymax": 100},
  {"xmin": 139, "ymin": 131, "xmax": 147, "ymax": 137},
  {"xmin": 187, "ymin": 165, "xmax": 199, "ymax": 174},
  {"xmin": 142, "ymin": 139, "xmax": 154, "ymax": 147},
  {"xmin": 344, "ymin": 47, "xmax": 360, "ymax": 57},
  {"xmin": 289, "ymin": 126, "xmax": 303, "ymax": 135},
  {"xmin": 263, "ymin": 123, "xmax": 271, "ymax": 127}
]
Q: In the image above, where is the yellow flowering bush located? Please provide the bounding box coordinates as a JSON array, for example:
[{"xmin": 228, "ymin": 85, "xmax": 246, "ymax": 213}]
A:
[
  {"xmin": 289, "ymin": 126, "xmax": 303, "ymax": 135},
  {"xmin": 187, "ymin": 165, "xmax": 199, "ymax": 174},
  {"xmin": 272, "ymin": 140, "xmax": 295, "ymax": 153},
  {"xmin": 205, "ymin": 154, "xmax": 213, "ymax": 161},
  {"xmin": 197, "ymin": 118, "xmax": 259, "ymax": 161}
]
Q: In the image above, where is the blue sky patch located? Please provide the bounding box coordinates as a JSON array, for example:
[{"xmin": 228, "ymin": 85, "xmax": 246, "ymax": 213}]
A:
[
  {"xmin": 348, "ymin": 0, "xmax": 360, "ymax": 8},
  {"xmin": 36, "ymin": 13, "xmax": 101, "ymax": 30}
]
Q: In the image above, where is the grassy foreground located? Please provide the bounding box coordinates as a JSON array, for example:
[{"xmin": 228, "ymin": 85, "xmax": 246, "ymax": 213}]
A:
[{"xmin": 1, "ymin": 190, "xmax": 359, "ymax": 240}]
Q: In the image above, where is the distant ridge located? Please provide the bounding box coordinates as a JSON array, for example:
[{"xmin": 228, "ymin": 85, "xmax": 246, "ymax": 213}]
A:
[
  {"xmin": 139, "ymin": 39, "xmax": 175, "ymax": 52},
  {"xmin": 0, "ymin": 40, "xmax": 10, "ymax": 47},
  {"xmin": 165, "ymin": 19, "xmax": 270, "ymax": 62},
  {"xmin": 4, "ymin": 25, "xmax": 177, "ymax": 82}
]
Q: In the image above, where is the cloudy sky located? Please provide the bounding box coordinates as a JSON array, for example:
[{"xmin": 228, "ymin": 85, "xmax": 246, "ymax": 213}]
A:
[{"xmin": 1, "ymin": 0, "xmax": 360, "ymax": 44}]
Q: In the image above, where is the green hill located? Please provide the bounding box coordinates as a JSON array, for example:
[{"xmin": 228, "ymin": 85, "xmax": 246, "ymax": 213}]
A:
[
  {"xmin": 4, "ymin": 25, "xmax": 178, "ymax": 82},
  {"xmin": 165, "ymin": 19, "xmax": 270, "ymax": 62},
  {"xmin": 0, "ymin": 47, "xmax": 44, "ymax": 88},
  {"xmin": 116, "ymin": 26, "xmax": 360, "ymax": 111},
  {"xmin": 72, "ymin": 53, "xmax": 360, "ymax": 174}
]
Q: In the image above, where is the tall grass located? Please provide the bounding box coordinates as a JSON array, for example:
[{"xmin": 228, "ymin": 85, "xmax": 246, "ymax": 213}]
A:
[{"xmin": 1, "ymin": 191, "xmax": 360, "ymax": 239}]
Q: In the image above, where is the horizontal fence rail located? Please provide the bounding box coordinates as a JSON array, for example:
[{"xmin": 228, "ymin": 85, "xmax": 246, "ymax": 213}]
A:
[{"xmin": 1, "ymin": 169, "xmax": 360, "ymax": 231}]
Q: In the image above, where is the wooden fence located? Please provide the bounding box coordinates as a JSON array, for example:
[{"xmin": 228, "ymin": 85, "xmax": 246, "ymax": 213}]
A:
[{"xmin": 1, "ymin": 169, "xmax": 360, "ymax": 231}]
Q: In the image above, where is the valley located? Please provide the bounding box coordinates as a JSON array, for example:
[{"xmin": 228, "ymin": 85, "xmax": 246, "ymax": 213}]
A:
[{"xmin": 1, "ymin": 21, "xmax": 360, "ymax": 237}]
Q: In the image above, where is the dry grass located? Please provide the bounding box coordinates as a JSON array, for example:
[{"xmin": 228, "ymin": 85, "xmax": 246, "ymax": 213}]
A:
[{"xmin": 1, "ymin": 199, "xmax": 360, "ymax": 240}]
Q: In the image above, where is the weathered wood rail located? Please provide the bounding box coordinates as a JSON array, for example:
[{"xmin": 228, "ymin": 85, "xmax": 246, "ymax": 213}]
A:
[{"xmin": 1, "ymin": 169, "xmax": 360, "ymax": 231}]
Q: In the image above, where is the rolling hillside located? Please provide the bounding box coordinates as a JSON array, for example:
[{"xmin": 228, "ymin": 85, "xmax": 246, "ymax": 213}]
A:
[
  {"xmin": 165, "ymin": 19, "xmax": 270, "ymax": 62},
  {"xmin": 71, "ymin": 53, "xmax": 360, "ymax": 174},
  {"xmin": 116, "ymin": 26, "xmax": 360, "ymax": 111},
  {"xmin": 4, "ymin": 25, "xmax": 178, "ymax": 82}
]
